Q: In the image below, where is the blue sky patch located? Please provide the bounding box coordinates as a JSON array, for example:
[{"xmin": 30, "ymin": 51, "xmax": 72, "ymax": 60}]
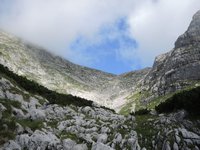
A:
[{"xmin": 69, "ymin": 18, "xmax": 139, "ymax": 74}]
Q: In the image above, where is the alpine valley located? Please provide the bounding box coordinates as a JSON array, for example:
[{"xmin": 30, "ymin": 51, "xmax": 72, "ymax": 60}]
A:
[{"xmin": 0, "ymin": 10, "xmax": 200, "ymax": 150}]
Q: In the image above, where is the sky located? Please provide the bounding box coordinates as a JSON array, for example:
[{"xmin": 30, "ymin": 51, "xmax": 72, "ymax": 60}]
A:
[{"xmin": 0, "ymin": 0, "xmax": 200, "ymax": 74}]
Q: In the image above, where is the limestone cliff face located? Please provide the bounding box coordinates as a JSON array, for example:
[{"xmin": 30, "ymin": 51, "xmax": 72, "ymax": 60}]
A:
[{"xmin": 143, "ymin": 10, "xmax": 200, "ymax": 97}]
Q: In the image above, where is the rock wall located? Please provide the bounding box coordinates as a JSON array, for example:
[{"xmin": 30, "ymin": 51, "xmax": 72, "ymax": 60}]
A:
[{"xmin": 144, "ymin": 10, "xmax": 200, "ymax": 96}]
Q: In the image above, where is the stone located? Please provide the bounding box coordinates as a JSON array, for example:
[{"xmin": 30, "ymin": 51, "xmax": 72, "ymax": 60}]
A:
[
  {"xmin": 16, "ymin": 134, "xmax": 30, "ymax": 149},
  {"xmin": 179, "ymin": 128, "xmax": 200, "ymax": 139},
  {"xmin": 150, "ymin": 110, "xmax": 157, "ymax": 115},
  {"xmin": 72, "ymin": 144, "xmax": 88, "ymax": 150},
  {"xmin": 173, "ymin": 110, "xmax": 187, "ymax": 121},
  {"xmin": 63, "ymin": 139, "xmax": 76, "ymax": 150},
  {"xmin": 14, "ymin": 130, "xmax": 61, "ymax": 149},
  {"xmin": 97, "ymin": 134, "xmax": 108, "ymax": 144},
  {"xmin": 91, "ymin": 143, "xmax": 114, "ymax": 150},
  {"xmin": 127, "ymin": 137, "xmax": 140, "ymax": 150},
  {"xmin": 29, "ymin": 108, "xmax": 46, "ymax": 120},
  {"xmin": 3, "ymin": 140, "xmax": 21, "ymax": 150},
  {"xmin": 15, "ymin": 123, "xmax": 24, "ymax": 134},
  {"xmin": 0, "ymin": 103, "xmax": 6, "ymax": 112},
  {"xmin": 115, "ymin": 133, "xmax": 122, "ymax": 143},
  {"xmin": 12, "ymin": 107, "xmax": 26, "ymax": 119},
  {"xmin": 100, "ymin": 127, "xmax": 110, "ymax": 134},
  {"xmin": 162, "ymin": 141, "xmax": 171, "ymax": 150},
  {"xmin": 175, "ymin": 134, "xmax": 181, "ymax": 144},
  {"xmin": 173, "ymin": 142, "xmax": 179, "ymax": 150},
  {"xmin": 194, "ymin": 146, "xmax": 200, "ymax": 150}
]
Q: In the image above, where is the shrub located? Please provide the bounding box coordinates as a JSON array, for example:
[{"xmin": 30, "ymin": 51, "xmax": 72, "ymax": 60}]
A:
[
  {"xmin": 131, "ymin": 108, "xmax": 150, "ymax": 115},
  {"xmin": 155, "ymin": 86, "xmax": 200, "ymax": 115}
]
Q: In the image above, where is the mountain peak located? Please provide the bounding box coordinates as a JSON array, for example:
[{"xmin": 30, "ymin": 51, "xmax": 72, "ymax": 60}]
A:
[{"xmin": 175, "ymin": 10, "xmax": 200, "ymax": 49}]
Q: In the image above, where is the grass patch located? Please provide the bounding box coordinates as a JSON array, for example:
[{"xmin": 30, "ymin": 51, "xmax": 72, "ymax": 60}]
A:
[
  {"xmin": 119, "ymin": 91, "xmax": 151, "ymax": 115},
  {"xmin": 0, "ymin": 99, "xmax": 18, "ymax": 145},
  {"xmin": 60, "ymin": 131, "xmax": 77, "ymax": 140},
  {"xmin": 135, "ymin": 114, "xmax": 157, "ymax": 149},
  {"xmin": 17, "ymin": 119, "xmax": 44, "ymax": 131},
  {"xmin": 47, "ymin": 120, "xmax": 59, "ymax": 128},
  {"xmin": 0, "ymin": 98, "xmax": 21, "ymax": 113}
]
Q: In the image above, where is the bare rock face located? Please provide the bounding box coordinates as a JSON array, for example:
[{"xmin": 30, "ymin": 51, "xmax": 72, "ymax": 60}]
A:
[
  {"xmin": 144, "ymin": 10, "xmax": 200, "ymax": 96},
  {"xmin": 175, "ymin": 10, "xmax": 200, "ymax": 48}
]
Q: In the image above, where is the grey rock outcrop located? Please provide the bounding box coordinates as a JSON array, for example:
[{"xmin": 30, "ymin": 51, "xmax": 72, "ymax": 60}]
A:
[
  {"xmin": 92, "ymin": 143, "xmax": 114, "ymax": 150},
  {"xmin": 143, "ymin": 10, "xmax": 200, "ymax": 97}
]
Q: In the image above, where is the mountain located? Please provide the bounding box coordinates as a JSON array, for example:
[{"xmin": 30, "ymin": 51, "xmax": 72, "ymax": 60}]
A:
[
  {"xmin": 119, "ymin": 10, "xmax": 200, "ymax": 114},
  {"xmin": 0, "ymin": 30, "xmax": 150, "ymax": 112},
  {"xmin": 0, "ymin": 62, "xmax": 199, "ymax": 150},
  {"xmin": 0, "ymin": 10, "xmax": 200, "ymax": 115},
  {"xmin": 0, "ymin": 63, "xmax": 141, "ymax": 150},
  {"xmin": 145, "ymin": 9, "xmax": 200, "ymax": 95},
  {"xmin": 0, "ymin": 10, "xmax": 200, "ymax": 150}
]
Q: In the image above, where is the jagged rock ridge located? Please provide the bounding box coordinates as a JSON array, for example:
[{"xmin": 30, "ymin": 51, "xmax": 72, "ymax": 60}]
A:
[{"xmin": 143, "ymin": 10, "xmax": 200, "ymax": 97}]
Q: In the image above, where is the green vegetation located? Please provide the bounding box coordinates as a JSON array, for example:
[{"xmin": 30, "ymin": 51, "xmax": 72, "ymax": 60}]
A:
[
  {"xmin": 155, "ymin": 86, "xmax": 200, "ymax": 115},
  {"xmin": 60, "ymin": 131, "xmax": 77, "ymax": 141},
  {"xmin": 0, "ymin": 99, "xmax": 43, "ymax": 145},
  {"xmin": 132, "ymin": 108, "xmax": 150, "ymax": 115},
  {"xmin": 59, "ymin": 131, "xmax": 92, "ymax": 148},
  {"xmin": 0, "ymin": 99, "xmax": 21, "ymax": 111},
  {"xmin": 0, "ymin": 98, "xmax": 44, "ymax": 144},
  {"xmin": 120, "ymin": 81, "xmax": 200, "ymax": 115},
  {"xmin": 0, "ymin": 117, "xmax": 16, "ymax": 145},
  {"xmin": 47, "ymin": 120, "xmax": 59, "ymax": 128},
  {"xmin": 135, "ymin": 115, "xmax": 157, "ymax": 149},
  {"xmin": 146, "ymin": 93, "xmax": 174, "ymax": 110},
  {"xmin": 17, "ymin": 119, "xmax": 44, "ymax": 131},
  {"xmin": 119, "ymin": 91, "xmax": 151, "ymax": 115},
  {"xmin": 0, "ymin": 99, "xmax": 19, "ymax": 144}
]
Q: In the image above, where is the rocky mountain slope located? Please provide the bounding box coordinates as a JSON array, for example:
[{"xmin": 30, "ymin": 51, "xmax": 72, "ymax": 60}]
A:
[
  {"xmin": 0, "ymin": 60, "xmax": 200, "ymax": 150},
  {"xmin": 0, "ymin": 30, "xmax": 150, "ymax": 112},
  {"xmin": 0, "ymin": 10, "xmax": 200, "ymax": 150},
  {"xmin": 0, "ymin": 64, "xmax": 141, "ymax": 150},
  {"xmin": 119, "ymin": 10, "xmax": 200, "ymax": 114},
  {"xmin": 0, "ymin": 10, "xmax": 200, "ymax": 114},
  {"xmin": 144, "ymin": 9, "xmax": 200, "ymax": 96}
]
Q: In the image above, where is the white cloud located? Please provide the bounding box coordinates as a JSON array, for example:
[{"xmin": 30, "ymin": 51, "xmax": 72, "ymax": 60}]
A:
[
  {"xmin": 0, "ymin": 0, "xmax": 200, "ymax": 71},
  {"xmin": 0, "ymin": 0, "xmax": 135, "ymax": 57},
  {"xmin": 128, "ymin": 0, "xmax": 200, "ymax": 67}
]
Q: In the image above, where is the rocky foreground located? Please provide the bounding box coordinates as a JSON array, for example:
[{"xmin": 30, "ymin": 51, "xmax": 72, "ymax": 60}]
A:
[
  {"xmin": 0, "ymin": 74, "xmax": 140, "ymax": 150},
  {"xmin": 0, "ymin": 68, "xmax": 199, "ymax": 150}
]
